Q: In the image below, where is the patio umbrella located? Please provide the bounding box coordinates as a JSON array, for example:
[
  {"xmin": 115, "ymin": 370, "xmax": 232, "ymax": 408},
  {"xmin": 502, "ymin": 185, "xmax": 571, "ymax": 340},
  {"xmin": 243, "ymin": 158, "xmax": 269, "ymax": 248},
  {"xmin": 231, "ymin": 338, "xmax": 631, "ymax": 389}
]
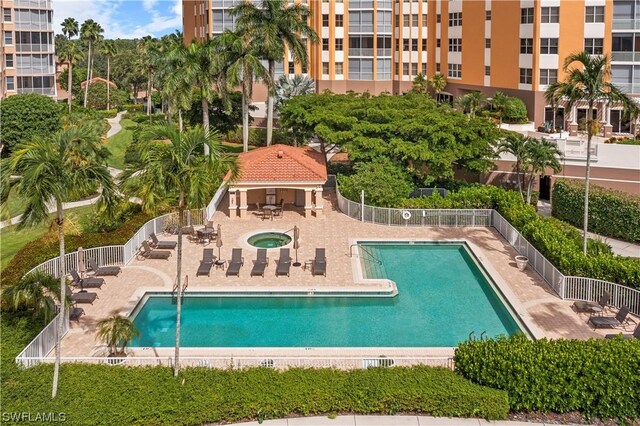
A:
[
  {"xmin": 293, "ymin": 225, "xmax": 301, "ymax": 267},
  {"xmin": 77, "ymin": 247, "xmax": 86, "ymax": 292},
  {"xmin": 216, "ymin": 224, "xmax": 223, "ymax": 260}
]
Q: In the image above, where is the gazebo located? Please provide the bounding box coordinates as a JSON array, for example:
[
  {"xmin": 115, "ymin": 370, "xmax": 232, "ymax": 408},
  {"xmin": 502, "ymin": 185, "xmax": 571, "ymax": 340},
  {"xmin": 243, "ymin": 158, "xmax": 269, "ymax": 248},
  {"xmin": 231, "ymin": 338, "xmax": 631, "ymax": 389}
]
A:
[{"xmin": 225, "ymin": 144, "xmax": 328, "ymax": 219}]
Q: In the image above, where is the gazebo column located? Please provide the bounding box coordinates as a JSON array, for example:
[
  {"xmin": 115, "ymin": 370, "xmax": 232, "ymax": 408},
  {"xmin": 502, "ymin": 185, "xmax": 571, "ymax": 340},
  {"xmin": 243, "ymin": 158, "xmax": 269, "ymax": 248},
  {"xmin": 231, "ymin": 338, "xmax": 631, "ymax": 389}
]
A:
[
  {"xmin": 238, "ymin": 189, "xmax": 248, "ymax": 218},
  {"xmin": 603, "ymin": 104, "xmax": 612, "ymax": 137},
  {"xmin": 314, "ymin": 188, "xmax": 324, "ymax": 217},
  {"xmin": 228, "ymin": 189, "xmax": 238, "ymax": 219},
  {"xmin": 304, "ymin": 189, "xmax": 313, "ymax": 218},
  {"xmin": 568, "ymin": 105, "xmax": 578, "ymax": 136}
]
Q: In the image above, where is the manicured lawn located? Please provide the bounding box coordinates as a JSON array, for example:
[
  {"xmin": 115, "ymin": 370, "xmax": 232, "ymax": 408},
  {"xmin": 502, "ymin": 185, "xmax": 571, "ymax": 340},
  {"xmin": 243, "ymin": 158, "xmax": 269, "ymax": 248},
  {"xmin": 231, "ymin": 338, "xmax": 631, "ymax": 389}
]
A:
[
  {"xmin": 0, "ymin": 205, "xmax": 96, "ymax": 270},
  {"xmin": 222, "ymin": 142, "xmax": 256, "ymax": 154},
  {"xmin": 1, "ymin": 186, "xmax": 27, "ymax": 221},
  {"xmin": 104, "ymin": 118, "xmax": 135, "ymax": 169}
]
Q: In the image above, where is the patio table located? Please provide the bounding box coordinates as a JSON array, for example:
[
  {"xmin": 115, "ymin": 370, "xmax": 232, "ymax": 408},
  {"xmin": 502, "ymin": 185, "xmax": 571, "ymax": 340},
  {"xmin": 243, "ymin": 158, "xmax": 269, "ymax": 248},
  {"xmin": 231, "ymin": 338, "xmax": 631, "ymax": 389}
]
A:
[{"xmin": 263, "ymin": 205, "xmax": 277, "ymax": 221}]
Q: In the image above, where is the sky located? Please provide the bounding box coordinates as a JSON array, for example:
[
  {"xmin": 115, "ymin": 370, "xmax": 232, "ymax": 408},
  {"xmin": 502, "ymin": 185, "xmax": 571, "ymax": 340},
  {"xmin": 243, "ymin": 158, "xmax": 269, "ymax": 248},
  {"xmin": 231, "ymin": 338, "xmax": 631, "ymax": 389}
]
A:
[{"xmin": 53, "ymin": 0, "xmax": 182, "ymax": 39}]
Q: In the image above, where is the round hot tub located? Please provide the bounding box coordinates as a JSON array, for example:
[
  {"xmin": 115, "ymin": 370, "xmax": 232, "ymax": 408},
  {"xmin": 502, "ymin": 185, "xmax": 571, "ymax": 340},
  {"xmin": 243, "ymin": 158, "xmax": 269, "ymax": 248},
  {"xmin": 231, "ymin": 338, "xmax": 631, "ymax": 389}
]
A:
[{"xmin": 247, "ymin": 232, "xmax": 292, "ymax": 248}]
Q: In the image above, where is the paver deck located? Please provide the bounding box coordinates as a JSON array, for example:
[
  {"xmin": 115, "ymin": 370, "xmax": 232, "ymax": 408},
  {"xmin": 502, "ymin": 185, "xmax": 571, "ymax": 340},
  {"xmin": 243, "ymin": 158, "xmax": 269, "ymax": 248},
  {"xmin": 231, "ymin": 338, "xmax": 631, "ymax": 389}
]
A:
[{"xmin": 58, "ymin": 190, "xmax": 635, "ymax": 358}]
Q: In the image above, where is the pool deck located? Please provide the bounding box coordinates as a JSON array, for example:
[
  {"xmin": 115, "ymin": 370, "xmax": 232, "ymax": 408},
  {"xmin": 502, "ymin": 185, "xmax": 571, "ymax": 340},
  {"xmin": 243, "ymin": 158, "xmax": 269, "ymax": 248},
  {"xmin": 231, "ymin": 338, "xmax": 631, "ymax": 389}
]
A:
[{"xmin": 58, "ymin": 190, "xmax": 637, "ymax": 359}]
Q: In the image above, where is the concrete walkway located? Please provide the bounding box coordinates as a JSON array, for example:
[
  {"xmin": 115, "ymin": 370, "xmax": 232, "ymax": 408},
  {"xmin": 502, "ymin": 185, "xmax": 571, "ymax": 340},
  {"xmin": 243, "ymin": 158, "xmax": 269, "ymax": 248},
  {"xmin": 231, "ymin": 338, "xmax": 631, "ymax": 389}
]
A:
[
  {"xmin": 537, "ymin": 201, "xmax": 640, "ymax": 257},
  {"xmin": 106, "ymin": 111, "xmax": 126, "ymax": 138},
  {"xmin": 221, "ymin": 415, "xmax": 584, "ymax": 426}
]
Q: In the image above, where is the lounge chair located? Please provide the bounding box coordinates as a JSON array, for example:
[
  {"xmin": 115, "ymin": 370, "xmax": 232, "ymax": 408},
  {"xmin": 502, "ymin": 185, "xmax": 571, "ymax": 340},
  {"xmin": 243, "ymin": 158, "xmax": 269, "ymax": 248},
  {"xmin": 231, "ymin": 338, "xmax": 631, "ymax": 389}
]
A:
[
  {"xmin": 589, "ymin": 306, "xmax": 631, "ymax": 329},
  {"xmin": 66, "ymin": 285, "xmax": 98, "ymax": 304},
  {"xmin": 196, "ymin": 249, "xmax": 215, "ymax": 277},
  {"xmin": 605, "ymin": 323, "xmax": 640, "ymax": 340},
  {"xmin": 88, "ymin": 258, "xmax": 121, "ymax": 277},
  {"xmin": 573, "ymin": 292, "xmax": 611, "ymax": 313},
  {"xmin": 226, "ymin": 248, "xmax": 244, "ymax": 277},
  {"xmin": 69, "ymin": 306, "xmax": 85, "ymax": 322},
  {"xmin": 141, "ymin": 241, "xmax": 172, "ymax": 260},
  {"xmin": 250, "ymin": 249, "xmax": 269, "ymax": 277},
  {"xmin": 150, "ymin": 233, "xmax": 177, "ymax": 250},
  {"xmin": 276, "ymin": 248, "xmax": 291, "ymax": 277},
  {"xmin": 70, "ymin": 269, "xmax": 104, "ymax": 289},
  {"xmin": 311, "ymin": 248, "xmax": 327, "ymax": 276}
]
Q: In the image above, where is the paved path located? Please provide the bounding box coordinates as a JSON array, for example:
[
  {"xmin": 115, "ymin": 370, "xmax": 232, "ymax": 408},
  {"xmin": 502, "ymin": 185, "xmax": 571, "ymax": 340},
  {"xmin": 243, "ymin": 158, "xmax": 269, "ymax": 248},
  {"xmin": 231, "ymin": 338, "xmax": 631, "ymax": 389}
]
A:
[
  {"xmin": 106, "ymin": 111, "xmax": 126, "ymax": 138},
  {"xmin": 537, "ymin": 201, "xmax": 640, "ymax": 257},
  {"xmin": 220, "ymin": 415, "xmax": 585, "ymax": 426}
]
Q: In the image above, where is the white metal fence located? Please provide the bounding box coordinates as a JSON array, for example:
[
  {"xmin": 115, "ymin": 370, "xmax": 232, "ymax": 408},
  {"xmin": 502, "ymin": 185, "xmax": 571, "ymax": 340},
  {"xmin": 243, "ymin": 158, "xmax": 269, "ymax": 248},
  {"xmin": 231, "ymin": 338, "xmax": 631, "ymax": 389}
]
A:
[
  {"xmin": 564, "ymin": 277, "xmax": 640, "ymax": 316},
  {"xmin": 15, "ymin": 313, "xmax": 68, "ymax": 368}
]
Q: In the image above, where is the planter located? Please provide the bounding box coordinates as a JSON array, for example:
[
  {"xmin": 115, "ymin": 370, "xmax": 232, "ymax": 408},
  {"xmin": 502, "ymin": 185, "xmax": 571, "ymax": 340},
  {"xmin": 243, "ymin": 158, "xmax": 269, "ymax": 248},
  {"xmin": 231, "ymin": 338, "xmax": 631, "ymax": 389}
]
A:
[{"xmin": 515, "ymin": 255, "xmax": 529, "ymax": 271}]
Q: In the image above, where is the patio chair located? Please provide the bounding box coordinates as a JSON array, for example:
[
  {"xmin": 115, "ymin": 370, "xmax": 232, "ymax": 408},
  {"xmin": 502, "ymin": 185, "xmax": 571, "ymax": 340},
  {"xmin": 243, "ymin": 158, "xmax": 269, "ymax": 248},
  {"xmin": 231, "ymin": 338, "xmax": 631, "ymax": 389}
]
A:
[
  {"xmin": 588, "ymin": 306, "xmax": 631, "ymax": 329},
  {"xmin": 69, "ymin": 306, "xmax": 85, "ymax": 322},
  {"xmin": 276, "ymin": 248, "xmax": 292, "ymax": 277},
  {"xmin": 141, "ymin": 241, "xmax": 172, "ymax": 260},
  {"xmin": 250, "ymin": 249, "xmax": 269, "ymax": 277},
  {"xmin": 70, "ymin": 269, "xmax": 105, "ymax": 289},
  {"xmin": 205, "ymin": 220, "xmax": 215, "ymax": 231},
  {"xmin": 150, "ymin": 233, "xmax": 177, "ymax": 250},
  {"xmin": 88, "ymin": 258, "xmax": 121, "ymax": 277},
  {"xmin": 605, "ymin": 323, "xmax": 640, "ymax": 340},
  {"xmin": 181, "ymin": 225, "xmax": 195, "ymax": 238},
  {"xmin": 66, "ymin": 285, "xmax": 98, "ymax": 304},
  {"xmin": 311, "ymin": 248, "xmax": 327, "ymax": 277},
  {"xmin": 273, "ymin": 199, "xmax": 285, "ymax": 218},
  {"xmin": 226, "ymin": 248, "xmax": 244, "ymax": 277},
  {"xmin": 196, "ymin": 248, "xmax": 215, "ymax": 277},
  {"xmin": 573, "ymin": 292, "xmax": 612, "ymax": 314}
]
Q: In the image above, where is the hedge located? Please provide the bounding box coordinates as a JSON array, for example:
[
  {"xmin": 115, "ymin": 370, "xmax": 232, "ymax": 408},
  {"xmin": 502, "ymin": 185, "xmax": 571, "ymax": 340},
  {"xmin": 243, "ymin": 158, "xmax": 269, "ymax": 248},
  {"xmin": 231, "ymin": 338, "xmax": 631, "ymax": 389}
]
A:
[
  {"xmin": 552, "ymin": 179, "xmax": 640, "ymax": 242},
  {"xmin": 454, "ymin": 335, "xmax": 640, "ymax": 420}
]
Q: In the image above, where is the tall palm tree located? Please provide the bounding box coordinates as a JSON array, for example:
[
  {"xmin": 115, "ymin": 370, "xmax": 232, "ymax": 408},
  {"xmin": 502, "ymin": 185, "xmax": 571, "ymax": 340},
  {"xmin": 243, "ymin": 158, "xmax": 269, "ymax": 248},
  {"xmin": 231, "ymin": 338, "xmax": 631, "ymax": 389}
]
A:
[
  {"xmin": 119, "ymin": 124, "xmax": 237, "ymax": 376},
  {"xmin": 231, "ymin": 0, "xmax": 318, "ymax": 146},
  {"xmin": 545, "ymin": 51, "xmax": 638, "ymax": 254},
  {"xmin": 490, "ymin": 91, "xmax": 510, "ymax": 126},
  {"xmin": 214, "ymin": 30, "xmax": 271, "ymax": 152},
  {"xmin": 1, "ymin": 123, "xmax": 117, "ymax": 398},
  {"xmin": 58, "ymin": 40, "xmax": 84, "ymax": 113},
  {"xmin": 274, "ymin": 74, "xmax": 315, "ymax": 109},
  {"xmin": 1, "ymin": 270, "xmax": 62, "ymax": 324},
  {"xmin": 411, "ymin": 73, "xmax": 428, "ymax": 94},
  {"xmin": 428, "ymin": 73, "xmax": 447, "ymax": 101},
  {"xmin": 96, "ymin": 315, "xmax": 140, "ymax": 356},
  {"xmin": 497, "ymin": 132, "xmax": 530, "ymax": 200},
  {"xmin": 100, "ymin": 40, "xmax": 118, "ymax": 110},
  {"xmin": 61, "ymin": 17, "xmax": 79, "ymax": 40},
  {"xmin": 155, "ymin": 31, "xmax": 190, "ymax": 126},
  {"xmin": 522, "ymin": 138, "xmax": 562, "ymax": 205},
  {"xmin": 136, "ymin": 36, "xmax": 159, "ymax": 119},
  {"xmin": 80, "ymin": 19, "xmax": 104, "ymax": 108}
]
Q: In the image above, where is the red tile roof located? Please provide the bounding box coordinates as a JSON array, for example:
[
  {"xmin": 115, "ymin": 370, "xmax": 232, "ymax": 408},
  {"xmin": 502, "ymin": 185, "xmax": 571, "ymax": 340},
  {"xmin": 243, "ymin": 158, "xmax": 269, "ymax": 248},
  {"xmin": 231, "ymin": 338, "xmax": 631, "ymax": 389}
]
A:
[{"xmin": 227, "ymin": 144, "xmax": 327, "ymax": 183}]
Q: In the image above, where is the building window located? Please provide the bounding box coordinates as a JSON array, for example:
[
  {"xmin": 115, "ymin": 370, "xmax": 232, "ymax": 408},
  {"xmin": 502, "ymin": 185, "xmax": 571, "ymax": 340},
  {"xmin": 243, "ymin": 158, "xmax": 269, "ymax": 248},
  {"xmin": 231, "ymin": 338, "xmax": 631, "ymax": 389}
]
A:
[
  {"xmin": 485, "ymin": 10, "xmax": 491, "ymax": 21},
  {"xmin": 3, "ymin": 8, "xmax": 11, "ymax": 22},
  {"xmin": 322, "ymin": 38, "xmax": 330, "ymax": 50},
  {"xmin": 485, "ymin": 66, "xmax": 491, "ymax": 76},
  {"xmin": 288, "ymin": 62, "xmax": 295, "ymax": 74},
  {"xmin": 395, "ymin": 14, "xmax": 399, "ymax": 27},
  {"xmin": 539, "ymin": 69, "xmax": 558, "ymax": 85},
  {"xmin": 436, "ymin": 63, "xmax": 440, "ymax": 72},
  {"xmin": 395, "ymin": 38, "xmax": 399, "ymax": 51},
  {"xmin": 349, "ymin": 35, "xmax": 374, "ymax": 56},
  {"xmin": 436, "ymin": 38, "xmax": 441, "ymax": 48},
  {"xmin": 411, "ymin": 63, "xmax": 418, "ymax": 75},
  {"xmin": 395, "ymin": 62, "xmax": 399, "ymax": 75},
  {"xmin": 301, "ymin": 63, "xmax": 307, "ymax": 74},
  {"xmin": 403, "ymin": 63, "xmax": 409, "ymax": 75},
  {"xmin": 436, "ymin": 14, "xmax": 441, "ymax": 23},
  {"xmin": 322, "ymin": 14, "xmax": 329, "ymax": 26},
  {"xmin": 520, "ymin": 38, "xmax": 533, "ymax": 54},
  {"xmin": 377, "ymin": 58, "xmax": 391, "ymax": 80},
  {"xmin": 448, "ymin": 38, "xmax": 462, "ymax": 52},
  {"xmin": 336, "ymin": 62, "xmax": 343, "ymax": 74},
  {"xmin": 5, "ymin": 53, "xmax": 14, "ymax": 68},
  {"xmin": 422, "ymin": 63, "xmax": 427, "ymax": 74},
  {"xmin": 585, "ymin": 6, "xmax": 605, "ymax": 23},
  {"xmin": 519, "ymin": 68, "xmax": 533, "ymax": 84},
  {"xmin": 6, "ymin": 76, "xmax": 15, "ymax": 91},
  {"xmin": 584, "ymin": 38, "xmax": 604, "ymax": 54},
  {"xmin": 411, "ymin": 39, "xmax": 418, "ymax": 51},
  {"xmin": 335, "ymin": 38, "xmax": 343, "ymax": 51},
  {"xmin": 412, "ymin": 14, "xmax": 419, "ymax": 26},
  {"xmin": 4, "ymin": 31, "xmax": 13, "ymax": 45},
  {"xmin": 540, "ymin": 38, "xmax": 558, "ymax": 54},
  {"xmin": 402, "ymin": 39, "xmax": 409, "ymax": 50},
  {"xmin": 422, "ymin": 14, "xmax": 427, "ymax": 27},
  {"xmin": 336, "ymin": 14, "xmax": 343, "ymax": 27},
  {"xmin": 322, "ymin": 62, "xmax": 330, "ymax": 74},
  {"xmin": 448, "ymin": 12, "xmax": 462, "ymax": 26},
  {"xmin": 403, "ymin": 14, "xmax": 410, "ymax": 26},
  {"xmin": 520, "ymin": 7, "xmax": 534, "ymax": 24},
  {"xmin": 485, "ymin": 38, "xmax": 491, "ymax": 48},
  {"xmin": 540, "ymin": 7, "xmax": 559, "ymax": 23},
  {"xmin": 448, "ymin": 63, "xmax": 462, "ymax": 78},
  {"xmin": 422, "ymin": 38, "xmax": 427, "ymax": 51}
]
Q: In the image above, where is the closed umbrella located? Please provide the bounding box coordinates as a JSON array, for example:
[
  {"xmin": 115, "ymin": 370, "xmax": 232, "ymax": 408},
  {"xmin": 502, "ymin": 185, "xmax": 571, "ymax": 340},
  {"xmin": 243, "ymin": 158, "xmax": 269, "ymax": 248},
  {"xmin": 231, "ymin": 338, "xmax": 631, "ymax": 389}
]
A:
[
  {"xmin": 292, "ymin": 225, "xmax": 301, "ymax": 267},
  {"xmin": 77, "ymin": 247, "xmax": 86, "ymax": 292},
  {"xmin": 216, "ymin": 224, "xmax": 223, "ymax": 261}
]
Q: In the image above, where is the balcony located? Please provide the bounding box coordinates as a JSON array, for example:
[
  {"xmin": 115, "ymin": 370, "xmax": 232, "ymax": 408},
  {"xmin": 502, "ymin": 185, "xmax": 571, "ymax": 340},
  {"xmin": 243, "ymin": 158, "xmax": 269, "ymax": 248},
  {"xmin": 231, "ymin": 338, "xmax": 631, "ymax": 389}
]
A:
[
  {"xmin": 13, "ymin": 0, "xmax": 51, "ymax": 9},
  {"xmin": 611, "ymin": 51, "xmax": 640, "ymax": 62},
  {"xmin": 15, "ymin": 43, "xmax": 54, "ymax": 53},
  {"xmin": 14, "ymin": 22, "xmax": 52, "ymax": 31},
  {"xmin": 612, "ymin": 19, "xmax": 640, "ymax": 30},
  {"xmin": 612, "ymin": 83, "xmax": 640, "ymax": 94},
  {"xmin": 348, "ymin": 48, "xmax": 374, "ymax": 57},
  {"xmin": 17, "ymin": 86, "xmax": 55, "ymax": 96}
]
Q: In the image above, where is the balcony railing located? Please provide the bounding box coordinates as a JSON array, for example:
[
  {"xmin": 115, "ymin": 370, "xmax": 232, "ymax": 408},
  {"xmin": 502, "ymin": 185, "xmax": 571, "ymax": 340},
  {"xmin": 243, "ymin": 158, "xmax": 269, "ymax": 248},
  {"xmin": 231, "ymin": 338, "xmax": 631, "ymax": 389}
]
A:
[
  {"xmin": 17, "ymin": 86, "xmax": 55, "ymax": 95},
  {"xmin": 611, "ymin": 51, "xmax": 640, "ymax": 62},
  {"xmin": 612, "ymin": 19, "xmax": 640, "ymax": 30},
  {"xmin": 348, "ymin": 47, "xmax": 374, "ymax": 57},
  {"xmin": 14, "ymin": 22, "xmax": 52, "ymax": 31},
  {"xmin": 15, "ymin": 43, "xmax": 54, "ymax": 53},
  {"xmin": 13, "ymin": 0, "xmax": 51, "ymax": 8}
]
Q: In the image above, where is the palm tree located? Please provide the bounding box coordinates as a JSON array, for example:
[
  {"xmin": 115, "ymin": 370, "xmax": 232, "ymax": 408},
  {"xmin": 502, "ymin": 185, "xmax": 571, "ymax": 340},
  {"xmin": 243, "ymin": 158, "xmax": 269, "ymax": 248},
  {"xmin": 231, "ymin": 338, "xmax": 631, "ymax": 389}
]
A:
[
  {"xmin": 96, "ymin": 315, "xmax": 140, "ymax": 356},
  {"xmin": 522, "ymin": 138, "xmax": 562, "ymax": 205},
  {"xmin": 80, "ymin": 19, "xmax": 104, "ymax": 108},
  {"xmin": 490, "ymin": 91, "xmax": 510, "ymax": 126},
  {"xmin": 61, "ymin": 17, "xmax": 79, "ymax": 40},
  {"xmin": 155, "ymin": 31, "xmax": 190, "ymax": 127},
  {"xmin": 231, "ymin": 0, "xmax": 318, "ymax": 146},
  {"xmin": 275, "ymin": 74, "xmax": 315, "ymax": 109},
  {"xmin": 58, "ymin": 40, "xmax": 84, "ymax": 113},
  {"xmin": 214, "ymin": 30, "xmax": 271, "ymax": 152},
  {"xmin": 1, "ymin": 123, "xmax": 117, "ymax": 398},
  {"xmin": 455, "ymin": 92, "xmax": 486, "ymax": 118},
  {"xmin": 545, "ymin": 52, "xmax": 638, "ymax": 254},
  {"xmin": 496, "ymin": 132, "xmax": 530, "ymax": 200},
  {"xmin": 428, "ymin": 73, "xmax": 447, "ymax": 101},
  {"xmin": 100, "ymin": 40, "xmax": 118, "ymax": 110},
  {"xmin": 119, "ymin": 124, "xmax": 237, "ymax": 376},
  {"xmin": 1, "ymin": 270, "xmax": 62, "ymax": 324},
  {"xmin": 412, "ymin": 73, "xmax": 428, "ymax": 94},
  {"xmin": 137, "ymin": 36, "xmax": 158, "ymax": 119}
]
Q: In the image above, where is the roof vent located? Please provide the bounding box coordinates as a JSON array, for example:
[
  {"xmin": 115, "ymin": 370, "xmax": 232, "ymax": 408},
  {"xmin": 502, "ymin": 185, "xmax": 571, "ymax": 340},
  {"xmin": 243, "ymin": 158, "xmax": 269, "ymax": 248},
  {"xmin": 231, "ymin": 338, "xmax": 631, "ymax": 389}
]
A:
[{"xmin": 277, "ymin": 149, "xmax": 283, "ymax": 158}]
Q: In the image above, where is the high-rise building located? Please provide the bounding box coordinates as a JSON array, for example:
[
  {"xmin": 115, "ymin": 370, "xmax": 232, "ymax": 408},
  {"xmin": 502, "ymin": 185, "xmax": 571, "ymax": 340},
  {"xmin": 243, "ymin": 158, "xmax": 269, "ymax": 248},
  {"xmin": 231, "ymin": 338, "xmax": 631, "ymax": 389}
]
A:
[
  {"xmin": 183, "ymin": 0, "xmax": 640, "ymax": 134},
  {"xmin": 1, "ymin": 0, "xmax": 57, "ymax": 100}
]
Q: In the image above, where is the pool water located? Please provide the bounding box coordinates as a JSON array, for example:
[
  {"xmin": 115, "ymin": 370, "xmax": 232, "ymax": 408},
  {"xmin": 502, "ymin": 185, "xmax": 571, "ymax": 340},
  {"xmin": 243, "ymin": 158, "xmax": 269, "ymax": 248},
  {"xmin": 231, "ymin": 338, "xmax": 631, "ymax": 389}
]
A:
[
  {"xmin": 247, "ymin": 232, "xmax": 292, "ymax": 248},
  {"xmin": 131, "ymin": 243, "xmax": 522, "ymax": 347}
]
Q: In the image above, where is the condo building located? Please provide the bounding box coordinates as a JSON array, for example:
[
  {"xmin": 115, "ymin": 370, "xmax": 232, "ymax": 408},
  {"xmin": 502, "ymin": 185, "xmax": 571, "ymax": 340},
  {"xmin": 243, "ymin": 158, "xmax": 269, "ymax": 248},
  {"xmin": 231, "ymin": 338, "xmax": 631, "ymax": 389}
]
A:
[
  {"xmin": 1, "ymin": 0, "xmax": 56, "ymax": 100},
  {"xmin": 183, "ymin": 0, "xmax": 640, "ymax": 133}
]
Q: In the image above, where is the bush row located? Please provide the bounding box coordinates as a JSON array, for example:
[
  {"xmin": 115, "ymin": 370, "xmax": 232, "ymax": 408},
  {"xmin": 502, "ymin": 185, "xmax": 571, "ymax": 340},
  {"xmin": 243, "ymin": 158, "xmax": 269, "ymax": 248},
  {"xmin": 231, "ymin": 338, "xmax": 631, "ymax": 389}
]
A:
[
  {"xmin": 552, "ymin": 179, "xmax": 640, "ymax": 242},
  {"xmin": 454, "ymin": 335, "xmax": 640, "ymax": 420},
  {"xmin": 393, "ymin": 185, "xmax": 640, "ymax": 288}
]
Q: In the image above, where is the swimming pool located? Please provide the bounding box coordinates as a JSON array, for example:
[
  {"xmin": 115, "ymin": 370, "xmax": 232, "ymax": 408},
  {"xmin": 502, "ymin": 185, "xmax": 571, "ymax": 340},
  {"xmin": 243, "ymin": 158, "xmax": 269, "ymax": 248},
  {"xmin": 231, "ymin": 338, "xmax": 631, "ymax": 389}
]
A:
[{"xmin": 131, "ymin": 242, "xmax": 523, "ymax": 347}]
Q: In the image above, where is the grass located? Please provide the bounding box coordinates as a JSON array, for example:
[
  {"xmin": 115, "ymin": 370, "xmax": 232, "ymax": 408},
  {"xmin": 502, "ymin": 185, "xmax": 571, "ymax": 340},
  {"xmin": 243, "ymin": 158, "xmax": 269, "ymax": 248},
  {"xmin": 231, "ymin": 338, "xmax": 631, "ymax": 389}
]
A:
[
  {"xmin": 1, "ymin": 186, "xmax": 27, "ymax": 221},
  {"xmin": 0, "ymin": 205, "xmax": 97, "ymax": 271},
  {"xmin": 104, "ymin": 118, "xmax": 136, "ymax": 169},
  {"xmin": 221, "ymin": 142, "xmax": 257, "ymax": 154}
]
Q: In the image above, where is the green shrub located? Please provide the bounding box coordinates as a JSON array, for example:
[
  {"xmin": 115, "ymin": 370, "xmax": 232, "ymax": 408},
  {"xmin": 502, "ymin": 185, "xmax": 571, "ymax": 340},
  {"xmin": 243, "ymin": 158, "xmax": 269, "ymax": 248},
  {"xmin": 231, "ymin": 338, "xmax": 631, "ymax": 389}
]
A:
[
  {"xmin": 127, "ymin": 104, "xmax": 143, "ymax": 113},
  {"xmin": 225, "ymin": 127, "xmax": 267, "ymax": 146},
  {"xmin": 455, "ymin": 335, "xmax": 640, "ymax": 420},
  {"xmin": 552, "ymin": 179, "xmax": 640, "ymax": 242},
  {"xmin": 338, "ymin": 159, "xmax": 414, "ymax": 207},
  {"xmin": 98, "ymin": 109, "xmax": 118, "ymax": 119},
  {"xmin": 503, "ymin": 97, "xmax": 529, "ymax": 123}
]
